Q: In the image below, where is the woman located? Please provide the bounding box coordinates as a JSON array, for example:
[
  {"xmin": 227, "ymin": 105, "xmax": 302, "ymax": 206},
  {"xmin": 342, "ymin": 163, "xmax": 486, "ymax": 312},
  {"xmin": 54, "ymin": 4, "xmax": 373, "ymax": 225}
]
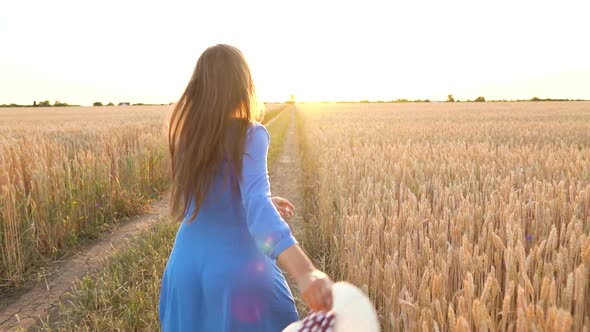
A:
[{"xmin": 159, "ymin": 44, "xmax": 333, "ymax": 331}]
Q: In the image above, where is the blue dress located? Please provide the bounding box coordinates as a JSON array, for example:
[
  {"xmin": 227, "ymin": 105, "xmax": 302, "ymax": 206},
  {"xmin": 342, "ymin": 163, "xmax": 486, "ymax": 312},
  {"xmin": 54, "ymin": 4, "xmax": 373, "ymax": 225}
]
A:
[{"xmin": 159, "ymin": 123, "xmax": 299, "ymax": 331}]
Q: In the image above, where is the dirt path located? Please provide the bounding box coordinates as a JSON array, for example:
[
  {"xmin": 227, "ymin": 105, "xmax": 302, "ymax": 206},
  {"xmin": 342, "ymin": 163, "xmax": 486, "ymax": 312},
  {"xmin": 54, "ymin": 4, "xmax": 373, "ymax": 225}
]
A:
[
  {"xmin": 0, "ymin": 198, "xmax": 169, "ymax": 331},
  {"xmin": 267, "ymin": 108, "xmax": 307, "ymax": 313},
  {"xmin": 269, "ymin": 108, "xmax": 304, "ymax": 237}
]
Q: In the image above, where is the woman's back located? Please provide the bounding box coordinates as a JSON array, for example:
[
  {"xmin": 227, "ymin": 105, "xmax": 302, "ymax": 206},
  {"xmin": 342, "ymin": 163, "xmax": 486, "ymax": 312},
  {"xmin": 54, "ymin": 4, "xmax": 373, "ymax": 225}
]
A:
[{"xmin": 159, "ymin": 124, "xmax": 299, "ymax": 331}]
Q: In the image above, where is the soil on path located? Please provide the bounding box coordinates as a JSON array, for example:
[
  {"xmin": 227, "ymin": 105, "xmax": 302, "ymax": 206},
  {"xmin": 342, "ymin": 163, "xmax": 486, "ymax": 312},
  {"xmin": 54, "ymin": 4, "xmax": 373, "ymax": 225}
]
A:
[
  {"xmin": 267, "ymin": 108, "xmax": 307, "ymax": 313},
  {"xmin": 0, "ymin": 198, "xmax": 170, "ymax": 331}
]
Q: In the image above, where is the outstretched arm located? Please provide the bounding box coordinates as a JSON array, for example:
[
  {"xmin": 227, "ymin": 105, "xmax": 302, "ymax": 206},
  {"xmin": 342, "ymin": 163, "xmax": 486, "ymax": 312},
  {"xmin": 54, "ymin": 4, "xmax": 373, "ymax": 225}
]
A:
[
  {"xmin": 277, "ymin": 244, "xmax": 333, "ymax": 311},
  {"xmin": 240, "ymin": 125, "xmax": 297, "ymax": 259},
  {"xmin": 240, "ymin": 124, "xmax": 332, "ymax": 311}
]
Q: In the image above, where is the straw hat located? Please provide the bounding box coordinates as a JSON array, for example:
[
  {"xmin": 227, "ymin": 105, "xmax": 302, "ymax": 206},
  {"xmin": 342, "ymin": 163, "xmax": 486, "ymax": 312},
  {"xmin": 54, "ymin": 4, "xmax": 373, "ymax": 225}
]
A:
[{"xmin": 283, "ymin": 282, "xmax": 381, "ymax": 332}]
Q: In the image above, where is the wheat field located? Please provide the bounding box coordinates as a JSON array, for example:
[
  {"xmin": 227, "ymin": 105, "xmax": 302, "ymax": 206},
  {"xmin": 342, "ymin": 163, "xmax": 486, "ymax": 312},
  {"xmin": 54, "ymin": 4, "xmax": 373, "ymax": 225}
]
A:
[
  {"xmin": 0, "ymin": 104, "xmax": 287, "ymax": 287},
  {"xmin": 2, "ymin": 101, "xmax": 589, "ymax": 331},
  {"xmin": 297, "ymin": 102, "xmax": 590, "ymax": 331},
  {"xmin": 0, "ymin": 106, "xmax": 172, "ymax": 286}
]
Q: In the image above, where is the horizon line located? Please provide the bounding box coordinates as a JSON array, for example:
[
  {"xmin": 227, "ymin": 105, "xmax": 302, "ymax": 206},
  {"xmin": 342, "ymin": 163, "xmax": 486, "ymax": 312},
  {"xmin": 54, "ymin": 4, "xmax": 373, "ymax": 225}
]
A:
[{"xmin": 2, "ymin": 96, "xmax": 589, "ymax": 107}]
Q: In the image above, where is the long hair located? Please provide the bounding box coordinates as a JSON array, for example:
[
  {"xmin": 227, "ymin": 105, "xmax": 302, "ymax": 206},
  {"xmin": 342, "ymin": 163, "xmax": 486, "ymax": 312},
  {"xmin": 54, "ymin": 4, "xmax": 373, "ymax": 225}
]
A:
[{"xmin": 168, "ymin": 44, "xmax": 263, "ymax": 223}]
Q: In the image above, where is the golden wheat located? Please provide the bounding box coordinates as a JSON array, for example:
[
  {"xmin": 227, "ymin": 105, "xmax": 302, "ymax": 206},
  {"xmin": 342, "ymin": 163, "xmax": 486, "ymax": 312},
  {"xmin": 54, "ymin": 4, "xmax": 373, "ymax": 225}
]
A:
[
  {"xmin": 0, "ymin": 103, "xmax": 287, "ymax": 287},
  {"xmin": 298, "ymin": 102, "xmax": 590, "ymax": 331},
  {"xmin": 0, "ymin": 106, "xmax": 172, "ymax": 285}
]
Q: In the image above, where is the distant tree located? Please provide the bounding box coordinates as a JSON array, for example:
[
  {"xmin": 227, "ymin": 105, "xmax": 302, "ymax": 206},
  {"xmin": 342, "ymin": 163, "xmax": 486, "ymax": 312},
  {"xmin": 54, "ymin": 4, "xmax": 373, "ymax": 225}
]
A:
[
  {"xmin": 447, "ymin": 94, "xmax": 455, "ymax": 102},
  {"xmin": 33, "ymin": 101, "xmax": 37, "ymax": 106},
  {"xmin": 106, "ymin": 102, "xmax": 115, "ymax": 106},
  {"xmin": 474, "ymin": 96, "xmax": 486, "ymax": 102},
  {"xmin": 38, "ymin": 100, "xmax": 51, "ymax": 107},
  {"xmin": 54, "ymin": 100, "xmax": 68, "ymax": 107},
  {"xmin": 93, "ymin": 102, "xmax": 103, "ymax": 106}
]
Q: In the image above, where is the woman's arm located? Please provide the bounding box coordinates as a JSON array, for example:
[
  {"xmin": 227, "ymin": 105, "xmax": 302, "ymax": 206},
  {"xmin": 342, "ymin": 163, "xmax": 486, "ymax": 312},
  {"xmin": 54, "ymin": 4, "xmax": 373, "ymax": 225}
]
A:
[
  {"xmin": 240, "ymin": 125, "xmax": 297, "ymax": 259},
  {"xmin": 277, "ymin": 244, "xmax": 333, "ymax": 311},
  {"xmin": 240, "ymin": 124, "xmax": 333, "ymax": 311}
]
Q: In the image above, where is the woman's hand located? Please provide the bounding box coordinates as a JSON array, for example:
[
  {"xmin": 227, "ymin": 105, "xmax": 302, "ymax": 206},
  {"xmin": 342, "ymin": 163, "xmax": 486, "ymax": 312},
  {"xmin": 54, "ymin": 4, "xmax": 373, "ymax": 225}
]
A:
[
  {"xmin": 297, "ymin": 269, "xmax": 334, "ymax": 312},
  {"xmin": 271, "ymin": 196, "xmax": 295, "ymax": 218},
  {"xmin": 277, "ymin": 245, "xmax": 334, "ymax": 312}
]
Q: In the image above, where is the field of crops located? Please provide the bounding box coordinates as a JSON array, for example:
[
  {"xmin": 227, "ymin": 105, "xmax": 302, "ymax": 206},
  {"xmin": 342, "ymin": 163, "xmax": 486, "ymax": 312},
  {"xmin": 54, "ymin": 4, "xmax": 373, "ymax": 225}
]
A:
[
  {"xmin": 0, "ymin": 104, "xmax": 286, "ymax": 287},
  {"xmin": 297, "ymin": 102, "xmax": 590, "ymax": 331},
  {"xmin": 0, "ymin": 106, "xmax": 170, "ymax": 286},
  {"xmin": 3, "ymin": 101, "xmax": 589, "ymax": 331}
]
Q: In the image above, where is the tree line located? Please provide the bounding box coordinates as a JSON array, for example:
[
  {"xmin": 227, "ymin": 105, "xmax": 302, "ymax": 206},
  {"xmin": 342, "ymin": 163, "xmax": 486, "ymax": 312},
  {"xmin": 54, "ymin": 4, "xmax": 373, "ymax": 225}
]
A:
[
  {"xmin": 445, "ymin": 95, "xmax": 587, "ymax": 103},
  {"xmin": 0, "ymin": 101, "xmax": 172, "ymax": 107}
]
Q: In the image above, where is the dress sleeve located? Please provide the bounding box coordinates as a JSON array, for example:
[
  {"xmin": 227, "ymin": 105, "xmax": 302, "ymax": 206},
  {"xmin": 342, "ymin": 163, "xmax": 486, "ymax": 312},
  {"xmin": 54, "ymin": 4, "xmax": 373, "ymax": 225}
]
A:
[{"xmin": 240, "ymin": 124, "xmax": 297, "ymax": 259}]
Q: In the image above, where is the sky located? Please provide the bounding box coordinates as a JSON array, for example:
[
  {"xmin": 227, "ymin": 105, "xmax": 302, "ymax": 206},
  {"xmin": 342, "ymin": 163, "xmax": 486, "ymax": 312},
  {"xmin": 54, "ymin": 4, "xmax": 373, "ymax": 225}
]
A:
[{"xmin": 1, "ymin": 0, "xmax": 589, "ymax": 105}]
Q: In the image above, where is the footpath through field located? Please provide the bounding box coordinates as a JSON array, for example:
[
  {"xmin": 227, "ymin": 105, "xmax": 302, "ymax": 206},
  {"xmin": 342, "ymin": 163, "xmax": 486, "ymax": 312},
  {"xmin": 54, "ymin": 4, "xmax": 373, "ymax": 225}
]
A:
[
  {"xmin": 267, "ymin": 108, "xmax": 307, "ymax": 312},
  {"xmin": 0, "ymin": 107, "xmax": 300, "ymax": 331}
]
